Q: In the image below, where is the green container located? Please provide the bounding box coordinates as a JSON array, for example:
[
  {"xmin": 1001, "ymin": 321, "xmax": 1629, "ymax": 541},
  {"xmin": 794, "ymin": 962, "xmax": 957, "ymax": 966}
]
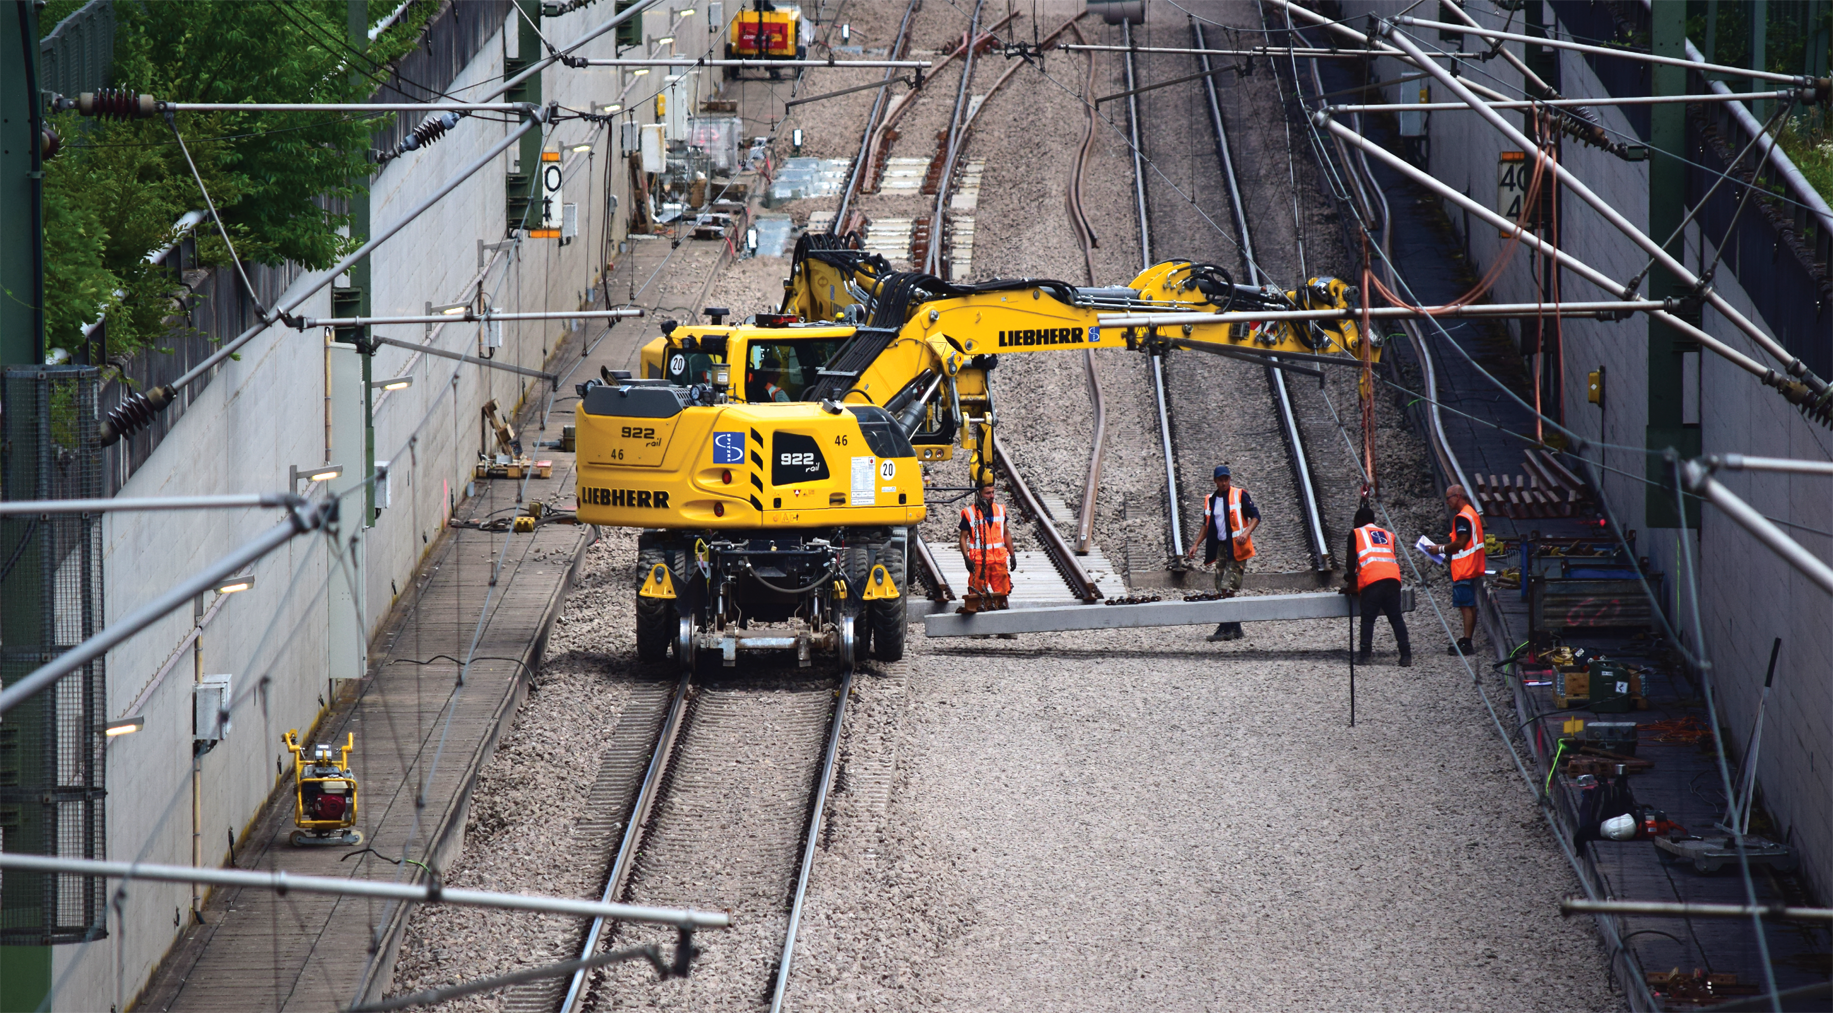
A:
[{"xmin": 1590, "ymin": 660, "xmax": 1635, "ymax": 713}]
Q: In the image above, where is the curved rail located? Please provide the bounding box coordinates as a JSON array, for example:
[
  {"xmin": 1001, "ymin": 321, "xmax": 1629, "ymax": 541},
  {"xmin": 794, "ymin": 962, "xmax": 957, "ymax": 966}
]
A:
[
  {"xmin": 994, "ymin": 437, "xmax": 1102, "ymax": 602},
  {"xmin": 1193, "ymin": 19, "xmax": 1333, "ymax": 573},
  {"xmin": 1067, "ymin": 23, "xmax": 1107, "ymax": 557},
  {"xmin": 833, "ymin": 0, "xmax": 922, "ymax": 231}
]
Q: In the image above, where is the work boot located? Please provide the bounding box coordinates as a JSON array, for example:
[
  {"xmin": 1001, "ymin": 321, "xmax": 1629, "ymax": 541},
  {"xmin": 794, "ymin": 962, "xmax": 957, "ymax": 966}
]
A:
[
  {"xmin": 1206, "ymin": 622, "xmax": 1229, "ymax": 642},
  {"xmin": 1397, "ymin": 652, "xmax": 1413, "ymax": 667},
  {"xmin": 1356, "ymin": 648, "xmax": 1371, "ymax": 664},
  {"xmin": 1223, "ymin": 623, "xmax": 1244, "ymax": 641},
  {"xmin": 1448, "ymin": 637, "xmax": 1473, "ymax": 656}
]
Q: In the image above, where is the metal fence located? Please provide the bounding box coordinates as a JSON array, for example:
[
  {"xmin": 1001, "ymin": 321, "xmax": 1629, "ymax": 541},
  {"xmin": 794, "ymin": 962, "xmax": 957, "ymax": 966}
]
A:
[
  {"xmin": 370, "ymin": 0, "xmax": 515, "ymax": 156},
  {"xmin": 0, "ymin": 367, "xmax": 108, "ymax": 946},
  {"xmin": 37, "ymin": 0, "xmax": 114, "ymax": 99}
]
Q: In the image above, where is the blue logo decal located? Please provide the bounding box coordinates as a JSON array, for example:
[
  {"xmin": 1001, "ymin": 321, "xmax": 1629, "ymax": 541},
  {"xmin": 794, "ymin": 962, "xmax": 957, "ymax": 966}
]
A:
[
  {"xmin": 713, "ymin": 431, "xmax": 745, "ymax": 464},
  {"xmin": 1088, "ymin": 325, "xmax": 1100, "ymax": 344}
]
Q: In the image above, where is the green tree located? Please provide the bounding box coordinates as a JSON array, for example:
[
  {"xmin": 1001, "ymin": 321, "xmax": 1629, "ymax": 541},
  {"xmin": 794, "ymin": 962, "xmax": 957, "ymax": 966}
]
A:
[{"xmin": 42, "ymin": 0, "xmax": 436, "ymax": 361}]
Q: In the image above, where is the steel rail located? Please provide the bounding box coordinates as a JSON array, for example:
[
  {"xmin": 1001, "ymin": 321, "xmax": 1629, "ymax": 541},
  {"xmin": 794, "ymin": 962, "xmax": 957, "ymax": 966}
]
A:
[
  {"xmin": 993, "ymin": 438, "xmax": 1102, "ymax": 602},
  {"xmin": 1195, "ymin": 18, "xmax": 1331, "ymax": 572},
  {"xmin": 768, "ymin": 669, "xmax": 854, "ymax": 1012},
  {"xmin": 1124, "ymin": 20, "xmax": 1184, "ymax": 561},
  {"xmin": 1067, "ymin": 24, "xmax": 1107, "ymax": 558},
  {"xmin": 557, "ymin": 670, "xmax": 694, "ymax": 1013},
  {"xmin": 924, "ymin": 0, "xmax": 986, "ymax": 277},
  {"xmin": 834, "ymin": 0, "xmax": 920, "ymax": 228}
]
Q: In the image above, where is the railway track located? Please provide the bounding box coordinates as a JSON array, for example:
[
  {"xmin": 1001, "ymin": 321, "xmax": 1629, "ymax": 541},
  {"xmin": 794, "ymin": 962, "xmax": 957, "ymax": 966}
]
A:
[{"xmin": 512, "ymin": 666, "xmax": 851, "ymax": 1013}]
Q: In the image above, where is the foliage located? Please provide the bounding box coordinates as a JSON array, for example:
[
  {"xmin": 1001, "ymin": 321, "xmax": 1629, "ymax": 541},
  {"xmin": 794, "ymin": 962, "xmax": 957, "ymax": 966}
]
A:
[
  {"xmin": 1777, "ymin": 116, "xmax": 1833, "ymax": 206},
  {"xmin": 40, "ymin": 0, "xmax": 440, "ymax": 362}
]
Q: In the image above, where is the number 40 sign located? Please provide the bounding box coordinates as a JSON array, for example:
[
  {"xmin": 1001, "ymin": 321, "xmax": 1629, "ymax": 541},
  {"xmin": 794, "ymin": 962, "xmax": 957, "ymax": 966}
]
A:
[{"xmin": 1497, "ymin": 150, "xmax": 1536, "ymax": 238}]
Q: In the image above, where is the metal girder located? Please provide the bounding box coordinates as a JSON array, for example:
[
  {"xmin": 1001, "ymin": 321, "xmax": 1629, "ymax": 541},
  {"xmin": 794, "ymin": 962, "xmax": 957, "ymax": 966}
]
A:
[{"xmin": 923, "ymin": 588, "xmax": 1416, "ymax": 637}]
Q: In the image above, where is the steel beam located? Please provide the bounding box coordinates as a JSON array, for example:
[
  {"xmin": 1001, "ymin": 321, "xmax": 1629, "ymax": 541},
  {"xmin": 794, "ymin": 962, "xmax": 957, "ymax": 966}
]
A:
[{"xmin": 924, "ymin": 588, "xmax": 1415, "ymax": 637}]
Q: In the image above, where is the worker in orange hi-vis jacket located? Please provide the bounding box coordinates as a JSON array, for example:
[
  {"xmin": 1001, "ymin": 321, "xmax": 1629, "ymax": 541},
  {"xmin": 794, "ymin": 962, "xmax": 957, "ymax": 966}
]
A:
[{"xmin": 959, "ymin": 477, "xmax": 1017, "ymax": 608}]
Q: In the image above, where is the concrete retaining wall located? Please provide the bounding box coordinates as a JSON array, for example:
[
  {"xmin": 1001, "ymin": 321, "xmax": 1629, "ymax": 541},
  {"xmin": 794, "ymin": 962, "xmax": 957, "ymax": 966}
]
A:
[{"xmin": 55, "ymin": 5, "xmax": 718, "ymax": 1007}]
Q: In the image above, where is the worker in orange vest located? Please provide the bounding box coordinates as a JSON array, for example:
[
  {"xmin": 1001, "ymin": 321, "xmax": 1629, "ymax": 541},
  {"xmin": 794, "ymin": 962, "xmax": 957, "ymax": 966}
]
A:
[
  {"xmin": 959, "ymin": 476, "xmax": 1017, "ymax": 608},
  {"xmin": 1344, "ymin": 505, "xmax": 1411, "ymax": 666},
  {"xmin": 1428, "ymin": 484, "xmax": 1485, "ymax": 655},
  {"xmin": 1185, "ymin": 465, "xmax": 1259, "ymax": 641}
]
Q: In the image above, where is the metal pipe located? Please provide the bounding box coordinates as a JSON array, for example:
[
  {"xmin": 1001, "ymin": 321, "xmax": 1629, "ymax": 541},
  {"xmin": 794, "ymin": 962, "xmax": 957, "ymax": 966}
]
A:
[
  {"xmin": 0, "ymin": 853, "xmax": 731, "ymax": 928},
  {"xmin": 1688, "ymin": 40, "xmax": 1833, "ymax": 244},
  {"xmin": 158, "ymin": 102, "xmax": 525, "ymax": 112},
  {"xmin": 483, "ymin": 0, "xmax": 665, "ymax": 101},
  {"xmin": 1435, "ymin": 0, "xmax": 1555, "ymax": 98},
  {"xmin": 1149, "ymin": 352, "xmax": 1186, "ymax": 559},
  {"xmin": 161, "ymin": 116, "xmax": 540, "ymax": 398},
  {"xmin": 1382, "ymin": 25, "xmax": 1827, "ymax": 395},
  {"xmin": 1328, "ymin": 90, "xmax": 1800, "ymax": 112},
  {"xmin": 1198, "ymin": 17, "xmax": 1330, "ymax": 572},
  {"xmin": 303, "ymin": 309, "xmax": 643, "ymax": 328},
  {"xmin": 582, "ymin": 57, "xmax": 930, "ymax": 67},
  {"xmin": 833, "ymin": 0, "xmax": 920, "ymax": 230},
  {"xmin": 1681, "ymin": 462, "xmax": 1833, "ymax": 595},
  {"xmin": 0, "ymin": 503, "xmax": 329, "ymax": 718},
  {"xmin": 1100, "ymin": 300, "xmax": 1669, "ymax": 326},
  {"xmin": 364, "ymin": 334, "xmax": 558, "ymax": 385},
  {"xmin": 925, "ymin": 0, "xmax": 985, "ymax": 277},
  {"xmin": 0, "ymin": 493, "xmax": 304, "ymax": 515},
  {"xmin": 559, "ymin": 671, "xmax": 694, "ymax": 1013},
  {"xmin": 1066, "ymin": 43, "xmax": 1363, "ymax": 56},
  {"xmin": 1397, "ymin": 16, "xmax": 1823, "ymax": 87},
  {"xmin": 1562, "ymin": 898, "xmax": 1833, "ymax": 922},
  {"xmin": 1709, "ymin": 454, "xmax": 1833, "ymax": 476},
  {"xmin": 1317, "ymin": 115, "xmax": 1781, "ymax": 384},
  {"xmin": 1123, "ymin": 21, "xmax": 1151, "ymax": 267},
  {"xmin": 768, "ymin": 669, "xmax": 853, "ymax": 1012}
]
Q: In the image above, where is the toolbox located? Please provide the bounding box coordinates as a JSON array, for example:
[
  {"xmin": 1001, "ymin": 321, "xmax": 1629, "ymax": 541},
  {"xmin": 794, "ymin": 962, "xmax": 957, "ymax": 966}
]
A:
[
  {"xmin": 1581, "ymin": 720, "xmax": 1639, "ymax": 755},
  {"xmin": 1553, "ymin": 660, "xmax": 1644, "ymax": 710}
]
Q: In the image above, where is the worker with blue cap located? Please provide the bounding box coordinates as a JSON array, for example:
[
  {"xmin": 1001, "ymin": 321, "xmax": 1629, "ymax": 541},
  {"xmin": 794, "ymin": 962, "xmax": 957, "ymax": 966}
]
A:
[{"xmin": 1185, "ymin": 464, "xmax": 1259, "ymax": 641}]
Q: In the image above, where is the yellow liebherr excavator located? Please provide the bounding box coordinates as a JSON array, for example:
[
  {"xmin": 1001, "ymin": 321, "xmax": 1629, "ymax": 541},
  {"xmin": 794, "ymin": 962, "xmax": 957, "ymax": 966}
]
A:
[{"xmin": 574, "ymin": 235, "xmax": 1374, "ymax": 669}]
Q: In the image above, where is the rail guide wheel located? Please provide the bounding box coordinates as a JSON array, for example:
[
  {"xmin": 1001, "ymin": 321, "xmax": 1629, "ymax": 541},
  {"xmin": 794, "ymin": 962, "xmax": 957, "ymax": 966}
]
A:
[
  {"xmin": 677, "ymin": 616, "xmax": 697, "ymax": 672},
  {"xmin": 838, "ymin": 614, "xmax": 858, "ymax": 669}
]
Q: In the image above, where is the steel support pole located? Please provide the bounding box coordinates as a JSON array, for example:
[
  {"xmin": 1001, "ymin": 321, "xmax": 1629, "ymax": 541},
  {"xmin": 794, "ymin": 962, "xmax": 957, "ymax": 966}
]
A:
[
  {"xmin": 0, "ymin": 853, "xmax": 732, "ymax": 927},
  {"xmin": 1396, "ymin": 16, "xmax": 1822, "ymax": 86},
  {"xmin": 1315, "ymin": 117, "xmax": 1782, "ymax": 385},
  {"xmin": 0, "ymin": 504, "xmax": 331, "ymax": 718},
  {"xmin": 1381, "ymin": 25, "xmax": 1827, "ymax": 396},
  {"xmin": 365, "ymin": 334, "xmax": 559, "ymax": 385},
  {"xmin": 0, "ymin": 494, "xmax": 305, "ymax": 515},
  {"xmin": 1681, "ymin": 462, "xmax": 1833, "ymax": 596},
  {"xmin": 1562, "ymin": 898, "xmax": 1833, "ymax": 922}
]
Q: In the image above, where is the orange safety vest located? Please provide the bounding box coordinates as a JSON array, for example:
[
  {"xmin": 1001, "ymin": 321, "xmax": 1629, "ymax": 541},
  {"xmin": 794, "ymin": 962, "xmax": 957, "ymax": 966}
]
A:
[
  {"xmin": 1353, "ymin": 524, "xmax": 1402, "ymax": 591},
  {"xmin": 1204, "ymin": 487, "xmax": 1257, "ymax": 562},
  {"xmin": 1449, "ymin": 503, "xmax": 1485, "ymax": 582},
  {"xmin": 961, "ymin": 502, "xmax": 1012, "ymax": 595}
]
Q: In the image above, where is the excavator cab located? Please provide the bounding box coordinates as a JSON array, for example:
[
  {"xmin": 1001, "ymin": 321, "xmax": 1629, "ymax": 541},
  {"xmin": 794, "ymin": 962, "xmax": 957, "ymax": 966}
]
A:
[{"xmin": 283, "ymin": 730, "xmax": 362, "ymax": 847}]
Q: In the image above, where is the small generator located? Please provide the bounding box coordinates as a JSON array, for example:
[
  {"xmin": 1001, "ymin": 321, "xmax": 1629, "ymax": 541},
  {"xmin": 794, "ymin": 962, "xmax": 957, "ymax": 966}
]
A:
[{"xmin": 283, "ymin": 730, "xmax": 363, "ymax": 846}]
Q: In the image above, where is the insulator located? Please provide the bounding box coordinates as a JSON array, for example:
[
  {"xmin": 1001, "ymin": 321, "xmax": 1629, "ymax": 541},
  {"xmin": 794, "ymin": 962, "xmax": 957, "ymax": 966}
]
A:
[
  {"xmin": 98, "ymin": 384, "xmax": 175, "ymax": 446},
  {"xmin": 78, "ymin": 89, "xmax": 158, "ymax": 120},
  {"xmin": 379, "ymin": 112, "xmax": 462, "ymax": 165}
]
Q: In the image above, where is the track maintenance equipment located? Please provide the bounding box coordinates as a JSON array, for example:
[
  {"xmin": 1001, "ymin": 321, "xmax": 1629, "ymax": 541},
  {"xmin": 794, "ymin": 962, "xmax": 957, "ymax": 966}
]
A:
[
  {"xmin": 283, "ymin": 730, "xmax": 362, "ymax": 847},
  {"xmin": 578, "ymin": 237, "xmax": 1375, "ymax": 668},
  {"xmin": 724, "ymin": 1, "xmax": 806, "ymax": 79}
]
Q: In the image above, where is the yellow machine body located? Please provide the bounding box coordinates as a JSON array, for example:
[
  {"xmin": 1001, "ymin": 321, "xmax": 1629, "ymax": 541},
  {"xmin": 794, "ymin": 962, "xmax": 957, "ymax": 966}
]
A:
[
  {"xmin": 727, "ymin": 4, "xmax": 800, "ymax": 59},
  {"xmin": 283, "ymin": 730, "xmax": 361, "ymax": 845},
  {"xmin": 575, "ymin": 399, "xmax": 924, "ymax": 531}
]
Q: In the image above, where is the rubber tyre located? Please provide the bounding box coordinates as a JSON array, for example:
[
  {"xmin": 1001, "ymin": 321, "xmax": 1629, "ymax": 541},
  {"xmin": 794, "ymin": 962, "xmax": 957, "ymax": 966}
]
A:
[
  {"xmin": 635, "ymin": 532, "xmax": 676, "ymax": 663},
  {"xmin": 868, "ymin": 534, "xmax": 908, "ymax": 662}
]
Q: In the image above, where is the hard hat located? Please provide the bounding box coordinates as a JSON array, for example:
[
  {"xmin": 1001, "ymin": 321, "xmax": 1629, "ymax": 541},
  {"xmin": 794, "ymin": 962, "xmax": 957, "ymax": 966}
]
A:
[
  {"xmin": 1601, "ymin": 814, "xmax": 1638, "ymax": 841},
  {"xmin": 1213, "ymin": 465, "xmax": 1231, "ymax": 479}
]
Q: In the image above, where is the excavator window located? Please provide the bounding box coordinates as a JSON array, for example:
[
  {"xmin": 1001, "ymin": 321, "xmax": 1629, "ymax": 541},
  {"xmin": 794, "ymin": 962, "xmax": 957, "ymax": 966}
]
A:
[{"xmin": 744, "ymin": 339, "xmax": 848, "ymax": 402}]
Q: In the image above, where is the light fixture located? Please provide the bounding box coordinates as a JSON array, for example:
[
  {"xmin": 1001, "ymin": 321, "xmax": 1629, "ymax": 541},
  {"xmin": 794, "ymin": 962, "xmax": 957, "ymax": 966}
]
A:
[
  {"xmin": 106, "ymin": 717, "xmax": 144, "ymax": 737},
  {"xmin": 745, "ymin": 227, "xmax": 759, "ymax": 252},
  {"xmin": 290, "ymin": 463, "xmax": 344, "ymax": 490},
  {"xmin": 841, "ymin": 23, "xmax": 851, "ymax": 42},
  {"xmin": 605, "ymin": 103, "xmax": 624, "ymax": 113},
  {"xmin": 677, "ymin": 6, "xmax": 695, "ymax": 15},
  {"xmin": 212, "ymin": 574, "xmax": 256, "ymax": 595},
  {"xmin": 653, "ymin": 35, "xmax": 675, "ymax": 45},
  {"xmin": 570, "ymin": 142, "xmax": 594, "ymax": 153},
  {"xmin": 791, "ymin": 128, "xmax": 803, "ymax": 152},
  {"xmin": 370, "ymin": 375, "xmax": 413, "ymax": 392},
  {"xmin": 630, "ymin": 67, "xmax": 650, "ymax": 77}
]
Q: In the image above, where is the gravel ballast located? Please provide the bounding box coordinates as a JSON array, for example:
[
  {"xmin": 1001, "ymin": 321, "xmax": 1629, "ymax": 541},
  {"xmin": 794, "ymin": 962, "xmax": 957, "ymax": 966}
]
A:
[{"xmin": 389, "ymin": 1, "xmax": 1625, "ymax": 1007}]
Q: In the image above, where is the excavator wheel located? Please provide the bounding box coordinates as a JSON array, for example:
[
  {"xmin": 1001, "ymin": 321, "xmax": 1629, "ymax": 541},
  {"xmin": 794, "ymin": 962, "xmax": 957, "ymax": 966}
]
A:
[
  {"xmin": 868, "ymin": 532, "xmax": 908, "ymax": 662},
  {"xmin": 635, "ymin": 533, "xmax": 678, "ymax": 663}
]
